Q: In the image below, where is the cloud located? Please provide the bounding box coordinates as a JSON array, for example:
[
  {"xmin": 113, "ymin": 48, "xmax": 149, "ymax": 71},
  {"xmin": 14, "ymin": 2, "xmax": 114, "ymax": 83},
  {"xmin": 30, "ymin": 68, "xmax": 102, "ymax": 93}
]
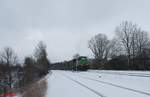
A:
[
  {"xmin": 25, "ymin": 30, "xmax": 45, "ymax": 41},
  {"xmin": 0, "ymin": 0, "xmax": 150, "ymax": 62}
]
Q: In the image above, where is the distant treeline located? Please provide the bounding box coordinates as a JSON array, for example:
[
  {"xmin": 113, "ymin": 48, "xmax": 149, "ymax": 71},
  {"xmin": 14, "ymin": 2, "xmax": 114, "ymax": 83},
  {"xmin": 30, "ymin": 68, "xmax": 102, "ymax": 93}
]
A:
[
  {"xmin": 51, "ymin": 53, "xmax": 150, "ymax": 71},
  {"xmin": 51, "ymin": 21, "xmax": 150, "ymax": 71}
]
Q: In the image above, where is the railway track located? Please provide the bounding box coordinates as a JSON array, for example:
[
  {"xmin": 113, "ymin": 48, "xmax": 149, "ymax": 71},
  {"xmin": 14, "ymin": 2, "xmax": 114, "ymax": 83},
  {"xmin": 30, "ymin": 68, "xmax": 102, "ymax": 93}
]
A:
[
  {"xmin": 78, "ymin": 74, "xmax": 150, "ymax": 96},
  {"xmin": 60, "ymin": 71, "xmax": 150, "ymax": 97},
  {"xmin": 90, "ymin": 71, "xmax": 150, "ymax": 78},
  {"xmin": 62, "ymin": 74, "xmax": 106, "ymax": 97}
]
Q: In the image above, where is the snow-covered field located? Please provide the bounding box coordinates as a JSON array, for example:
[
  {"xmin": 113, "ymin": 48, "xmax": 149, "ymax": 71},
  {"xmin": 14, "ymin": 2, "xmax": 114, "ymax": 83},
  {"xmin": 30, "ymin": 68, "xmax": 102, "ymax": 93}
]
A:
[{"xmin": 46, "ymin": 70, "xmax": 150, "ymax": 97}]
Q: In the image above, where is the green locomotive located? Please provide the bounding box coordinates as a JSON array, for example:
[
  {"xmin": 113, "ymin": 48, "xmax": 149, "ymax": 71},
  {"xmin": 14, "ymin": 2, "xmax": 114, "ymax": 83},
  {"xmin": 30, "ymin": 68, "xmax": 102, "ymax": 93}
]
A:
[{"xmin": 73, "ymin": 56, "xmax": 89, "ymax": 71}]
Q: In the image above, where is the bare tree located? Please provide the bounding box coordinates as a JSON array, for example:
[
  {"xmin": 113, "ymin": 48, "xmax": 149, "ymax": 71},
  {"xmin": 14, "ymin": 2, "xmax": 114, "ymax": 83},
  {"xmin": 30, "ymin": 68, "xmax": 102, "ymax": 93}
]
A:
[
  {"xmin": 135, "ymin": 30, "xmax": 150, "ymax": 55},
  {"xmin": 88, "ymin": 33, "xmax": 117, "ymax": 68},
  {"xmin": 115, "ymin": 21, "xmax": 150, "ymax": 68},
  {"xmin": 0, "ymin": 47, "xmax": 17, "ymax": 66},
  {"xmin": 34, "ymin": 41, "xmax": 47, "ymax": 60},
  {"xmin": 0, "ymin": 47, "xmax": 18, "ymax": 97},
  {"xmin": 89, "ymin": 33, "xmax": 113, "ymax": 60},
  {"xmin": 107, "ymin": 38, "xmax": 121, "ymax": 58},
  {"xmin": 21, "ymin": 56, "xmax": 36, "ymax": 88},
  {"xmin": 115, "ymin": 21, "xmax": 137, "ymax": 67},
  {"xmin": 34, "ymin": 41, "xmax": 50, "ymax": 76}
]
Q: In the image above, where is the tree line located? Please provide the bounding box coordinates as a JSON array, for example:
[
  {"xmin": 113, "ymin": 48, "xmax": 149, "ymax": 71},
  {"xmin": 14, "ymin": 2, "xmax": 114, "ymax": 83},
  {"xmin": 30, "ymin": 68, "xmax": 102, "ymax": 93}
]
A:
[
  {"xmin": 0, "ymin": 41, "xmax": 50, "ymax": 96},
  {"xmin": 51, "ymin": 21, "xmax": 150, "ymax": 70},
  {"xmin": 89, "ymin": 21, "xmax": 150, "ymax": 70}
]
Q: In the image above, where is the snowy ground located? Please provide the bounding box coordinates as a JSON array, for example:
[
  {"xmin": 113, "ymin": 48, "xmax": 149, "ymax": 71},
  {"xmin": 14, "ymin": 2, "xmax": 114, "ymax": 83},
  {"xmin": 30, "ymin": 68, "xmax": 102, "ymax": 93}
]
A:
[{"xmin": 46, "ymin": 70, "xmax": 150, "ymax": 97}]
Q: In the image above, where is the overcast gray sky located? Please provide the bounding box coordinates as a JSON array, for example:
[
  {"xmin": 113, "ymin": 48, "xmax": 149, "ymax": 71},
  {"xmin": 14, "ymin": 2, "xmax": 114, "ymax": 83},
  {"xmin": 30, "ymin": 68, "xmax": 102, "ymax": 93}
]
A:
[{"xmin": 0, "ymin": 0, "xmax": 150, "ymax": 62}]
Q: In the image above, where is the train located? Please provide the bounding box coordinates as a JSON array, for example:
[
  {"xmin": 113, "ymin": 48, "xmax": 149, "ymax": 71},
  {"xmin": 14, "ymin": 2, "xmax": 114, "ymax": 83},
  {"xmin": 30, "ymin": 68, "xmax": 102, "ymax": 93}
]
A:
[{"xmin": 73, "ymin": 56, "xmax": 90, "ymax": 71}]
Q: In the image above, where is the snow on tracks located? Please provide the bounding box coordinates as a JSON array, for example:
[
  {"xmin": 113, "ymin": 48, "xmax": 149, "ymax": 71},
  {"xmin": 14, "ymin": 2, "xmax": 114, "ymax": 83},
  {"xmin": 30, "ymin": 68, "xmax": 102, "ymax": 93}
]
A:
[
  {"xmin": 62, "ymin": 73, "xmax": 106, "ymax": 97},
  {"xmin": 89, "ymin": 70, "xmax": 150, "ymax": 78},
  {"xmin": 49, "ymin": 71, "xmax": 150, "ymax": 97},
  {"xmin": 61, "ymin": 71, "xmax": 150, "ymax": 97},
  {"xmin": 47, "ymin": 71, "xmax": 103, "ymax": 97},
  {"xmin": 78, "ymin": 75, "xmax": 150, "ymax": 96}
]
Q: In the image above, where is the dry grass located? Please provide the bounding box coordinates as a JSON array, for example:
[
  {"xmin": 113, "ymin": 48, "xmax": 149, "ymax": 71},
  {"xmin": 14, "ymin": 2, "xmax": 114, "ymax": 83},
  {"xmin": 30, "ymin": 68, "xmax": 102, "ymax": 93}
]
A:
[{"xmin": 22, "ymin": 79, "xmax": 47, "ymax": 97}]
